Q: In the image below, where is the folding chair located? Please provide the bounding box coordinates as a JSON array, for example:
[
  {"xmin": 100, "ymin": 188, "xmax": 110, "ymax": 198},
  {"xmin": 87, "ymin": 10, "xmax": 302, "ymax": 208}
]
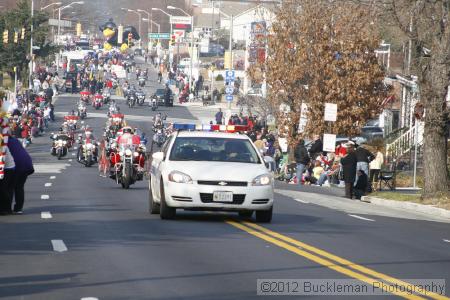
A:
[{"xmin": 378, "ymin": 170, "xmax": 396, "ymax": 191}]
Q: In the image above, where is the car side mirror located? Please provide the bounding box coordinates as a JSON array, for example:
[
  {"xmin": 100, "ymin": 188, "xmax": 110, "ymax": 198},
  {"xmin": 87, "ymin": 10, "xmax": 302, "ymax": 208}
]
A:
[{"xmin": 152, "ymin": 152, "xmax": 164, "ymax": 161}]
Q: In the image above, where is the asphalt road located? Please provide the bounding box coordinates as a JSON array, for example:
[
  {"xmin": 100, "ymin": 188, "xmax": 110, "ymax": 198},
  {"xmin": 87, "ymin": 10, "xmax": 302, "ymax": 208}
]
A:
[{"xmin": 1, "ymin": 60, "xmax": 449, "ymax": 300}]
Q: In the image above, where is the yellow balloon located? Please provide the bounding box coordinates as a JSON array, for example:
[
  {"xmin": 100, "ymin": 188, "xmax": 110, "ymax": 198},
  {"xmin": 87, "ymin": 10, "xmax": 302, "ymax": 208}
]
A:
[
  {"xmin": 120, "ymin": 43, "xmax": 129, "ymax": 52},
  {"xmin": 104, "ymin": 42, "xmax": 112, "ymax": 51}
]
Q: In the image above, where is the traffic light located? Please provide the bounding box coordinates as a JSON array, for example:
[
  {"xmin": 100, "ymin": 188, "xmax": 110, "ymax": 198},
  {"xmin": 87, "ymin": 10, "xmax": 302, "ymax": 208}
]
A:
[
  {"xmin": 14, "ymin": 31, "xmax": 18, "ymax": 43},
  {"xmin": 128, "ymin": 32, "xmax": 133, "ymax": 45},
  {"xmin": 170, "ymin": 35, "xmax": 176, "ymax": 45},
  {"xmin": 76, "ymin": 23, "xmax": 82, "ymax": 37},
  {"xmin": 2, "ymin": 30, "xmax": 8, "ymax": 44},
  {"xmin": 21, "ymin": 27, "xmax": 25, "ymax": 39}
]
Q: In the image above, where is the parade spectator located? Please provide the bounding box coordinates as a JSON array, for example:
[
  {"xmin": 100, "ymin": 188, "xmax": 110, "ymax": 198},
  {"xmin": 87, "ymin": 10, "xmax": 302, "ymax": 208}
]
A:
[
  {"xmin": 354, "ymin": 170, "xmax": 368, "ymax": 200},
  {"xmin": 309, "ymin": 134, "xmax": 323, "ymax": 160},
  {"xmin": 0, "ymin": 146, "xmax": 16, "ymax": 215},
  {"xmin": 294, "ymin": 139, "xmax": 310, "ymax": 186},
  {"xmin": 8, "ymin": 136, "xmax": 34, "ymax": 214},
  {"xmin": 341, "ymin": 142, "xmax": 357, "ymax": 198},
  {"xmin": 369, "ymin": 146, "xmax": 384, "ymax": 191},
  {"xmin": 215, "ymin": 108, "xmax": 223, "ymax": 125},
  {"xmin": 354, "ymin": 142, "xmax": 375, "ymax": 187}
]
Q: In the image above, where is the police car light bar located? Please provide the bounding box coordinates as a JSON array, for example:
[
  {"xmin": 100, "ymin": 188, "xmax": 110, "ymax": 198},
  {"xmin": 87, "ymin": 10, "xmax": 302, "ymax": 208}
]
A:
[{"xmin": 173, "ymin": 123, "xmax": 248, "ymax": 133}]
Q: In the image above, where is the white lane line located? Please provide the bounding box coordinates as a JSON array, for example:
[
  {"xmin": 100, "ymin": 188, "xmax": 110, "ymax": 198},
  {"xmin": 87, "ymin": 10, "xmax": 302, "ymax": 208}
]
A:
[
  {"xmin": 50, "ymin": 176, "xmax": 56, "ymax": 180},
  {"xmin": 51, "ymin": 240, "xmax": 68, "ymax": 252},
  {"xmin": 41, "ymin": 212, "xmax": 53, "ymax": 219},
  {"xmin": 81, "ymin": 298, "xmax": 99, "ymax": 300},
  {"xmin": 69, "ymin": 159, "xmax": 73, "ymax": 162},
  {"xmin": 294, "ymin": 198, "xmax": 309, "ymax": 204},
  {"xmin": 348, "ymin": 214, "xmax": 375, "ymax": 222},
  {"xmin": 44, "ymin": 183, "xmax": 52, "ymax": 187},
  {"xmin": 74, "ymin": 147, "xmax": 78, "ymax": 150},
  {"xmin": 41, "ymin": 195, "xmax": 50, "ymax": 200},
  {"xmin": 443, "ymin": 239, "xmax": 450, "ymax": 243},
  {"xmin": 72, "ymin": 153, "xmax": 76, "ymax": 156}
]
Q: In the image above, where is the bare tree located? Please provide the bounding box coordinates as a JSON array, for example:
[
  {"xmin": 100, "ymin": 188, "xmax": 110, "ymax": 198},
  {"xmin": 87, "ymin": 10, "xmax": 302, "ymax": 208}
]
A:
[{"xmin": 373, "ymin": 0, "xmax": 450, "ymax": 196}]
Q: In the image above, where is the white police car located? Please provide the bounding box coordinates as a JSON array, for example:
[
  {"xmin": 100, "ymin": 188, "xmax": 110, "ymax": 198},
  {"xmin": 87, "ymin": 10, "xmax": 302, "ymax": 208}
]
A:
[{"xmin": 148, "ymin": 124, "xmax": 274, "ymax": 222}]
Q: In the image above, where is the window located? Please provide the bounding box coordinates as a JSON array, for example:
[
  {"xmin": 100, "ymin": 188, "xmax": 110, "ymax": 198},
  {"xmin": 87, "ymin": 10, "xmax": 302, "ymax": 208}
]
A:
[{"xmin": 169, "ymin": 137, "xmax": 260, "ymax": 164}]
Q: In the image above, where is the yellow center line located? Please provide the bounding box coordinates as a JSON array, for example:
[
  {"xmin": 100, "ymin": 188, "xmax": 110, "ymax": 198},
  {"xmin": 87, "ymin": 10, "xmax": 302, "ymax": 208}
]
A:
[
  {"xmin": 241, "ymin": 221, "xmax": 449, "ymax": 300},
  {"xmin": 227, "ymin": 220, "xmax": 445, "ymax": 300}
]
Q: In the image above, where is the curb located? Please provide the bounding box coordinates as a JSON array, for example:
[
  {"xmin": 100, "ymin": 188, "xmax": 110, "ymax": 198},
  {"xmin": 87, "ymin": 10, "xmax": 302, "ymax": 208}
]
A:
[{"xmin": 361, "ymin": 196, "xmax": 450, "ymax": 219}]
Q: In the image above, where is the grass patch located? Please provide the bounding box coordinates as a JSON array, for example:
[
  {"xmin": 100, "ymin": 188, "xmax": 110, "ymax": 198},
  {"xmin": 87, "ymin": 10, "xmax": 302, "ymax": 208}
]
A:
[
  {"xmin": 371, "ymin": 191, "xmax": 450, "ymax": 210},
  {"xmin": 371, "ymin": 191, "xmax": 421, "ymax": 202}
]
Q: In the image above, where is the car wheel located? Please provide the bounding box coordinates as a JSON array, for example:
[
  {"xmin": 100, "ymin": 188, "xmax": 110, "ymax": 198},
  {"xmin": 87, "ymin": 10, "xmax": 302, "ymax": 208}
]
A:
[
  {"xmin": 255, "ymin": 207, "xmax": 272, "ymax": 223},
  {"xmin": 238, "ymin": 211, "xmax": 253, "ymax": 218},
  {"xmin": 159, "ymin": 180, "xmax": 176, "ymax": 219},
  {"xmin": 148, "ymin": 179, "xmax": 160, "ymax": 214}
]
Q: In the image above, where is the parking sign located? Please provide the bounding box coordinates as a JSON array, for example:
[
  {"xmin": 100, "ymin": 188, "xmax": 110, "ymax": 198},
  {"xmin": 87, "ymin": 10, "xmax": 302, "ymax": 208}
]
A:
[
  {"xmin": 225, "ymin": 86, "xmax": 234, "ymax": 95},
  {"xmin": 225, "ymin": 70, "xmax": 235, "ymax": 81}
]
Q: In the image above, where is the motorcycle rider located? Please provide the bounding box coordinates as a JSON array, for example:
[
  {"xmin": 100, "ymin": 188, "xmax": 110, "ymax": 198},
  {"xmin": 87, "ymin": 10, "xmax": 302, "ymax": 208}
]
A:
[
  {"xmin": 157, "ymin": 70, "xmax": 163, "ymax": 84},
  {"xmin": 117, "ymin": 127, "xmax": 141, "ymax": 146},
  {"xmin": 77, "ymin": 127, "xmax": 98, "ymax": 162}
]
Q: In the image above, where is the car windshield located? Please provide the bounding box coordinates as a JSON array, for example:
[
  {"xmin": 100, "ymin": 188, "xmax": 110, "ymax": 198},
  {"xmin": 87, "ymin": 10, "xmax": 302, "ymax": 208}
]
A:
[
  {"xmin": 362, "ymin": 127, "xmax": 383, "ymax": 133},
  {"xmin": 169, "ymin": 137, "xmax": 261, "ymax": 164}
]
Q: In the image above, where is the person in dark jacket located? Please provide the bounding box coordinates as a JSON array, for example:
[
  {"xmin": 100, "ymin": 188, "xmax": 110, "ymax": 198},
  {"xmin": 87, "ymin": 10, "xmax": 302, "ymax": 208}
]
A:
[
  {"xmin": 294, "ymin": 139, "xmax": 310, "ymax": 185},
  {"xmin": 340, "ymin": 142, "xmax": 357, "ymax": 198},
  {"xmin": 353, "ymin": 170, "xmax": 368, "ymax": 200},
  {"xmin": 8, "ymin": 137, "xmax": 34, "ymax": 214},
  {"xmin": 354, "ymin": 142, "xmax": 375, "ymax": 187},
  {"xmin": 308, "ymin": 134, "xmax": 323, "ymax": 160}
]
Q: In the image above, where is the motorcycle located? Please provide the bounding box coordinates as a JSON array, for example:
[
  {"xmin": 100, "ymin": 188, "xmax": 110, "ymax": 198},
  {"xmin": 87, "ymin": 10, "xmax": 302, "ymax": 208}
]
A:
[
  {"xmin": 150, "ymin": 97, "xmax": 158, "ymax": 111},
  {"xmin": 127, "ymin": 92, "xmax": 136, "ymax": 108},
  {"xmin": 93, "ymin": 95, "xmax": 103, "ymax": 110},
  {"xmin": 111, "ymin": 144, "xmax": 145, "ymax": 189},
  {"xmin": 136, "ymin": 90, "xmax": 146, "ymax": 106},
  {"xmin": 77, "ymin": 103, "xmax": 87, "ymax": 119},
  {"xmin": 102, "ymin": 89, "xmax": 111, "ymax": 104},
  {"xmin": 50, "ymin": 134, "xmax": 69, "ymax": 160},
  {"xmin": 138, "ymin": 76, "xmax": 146, "ymax": 87},
  {"xmin": 151, "ymin": 127, "xmax": 167, "ymax": 152},
  {"xmin": 107, "ymin": 103, "xmax": 120, "ymax": 117},
  {"xmin": 78, "ymin": 137, "xmax": 97, "ymax": 167}
]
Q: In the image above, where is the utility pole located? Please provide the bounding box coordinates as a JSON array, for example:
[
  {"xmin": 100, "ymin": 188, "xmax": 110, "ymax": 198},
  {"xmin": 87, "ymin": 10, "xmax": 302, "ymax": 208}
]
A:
[{"xmin": 29, "ymin": 0, "xmax": 34, "ymax": 89}]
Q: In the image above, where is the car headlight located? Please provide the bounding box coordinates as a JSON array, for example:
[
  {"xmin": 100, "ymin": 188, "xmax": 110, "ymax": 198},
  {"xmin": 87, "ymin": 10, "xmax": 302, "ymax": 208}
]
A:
[
  {"xmin": 252, "ymin": 174, "xmax": 272, "ymax": 186},
  {"xmin": 125, "ymin": 149, "xmax": 132, "ymax": 156},
  {"xmin": 168, "ymin": 171, "xmax": 193, "ymax": 184}
]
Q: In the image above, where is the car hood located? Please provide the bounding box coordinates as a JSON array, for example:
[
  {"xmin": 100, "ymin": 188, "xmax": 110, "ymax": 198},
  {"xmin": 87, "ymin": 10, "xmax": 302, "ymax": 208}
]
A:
[{"xmin": 165, "ymin": 161, "xmax": 268, "ymax": 182}]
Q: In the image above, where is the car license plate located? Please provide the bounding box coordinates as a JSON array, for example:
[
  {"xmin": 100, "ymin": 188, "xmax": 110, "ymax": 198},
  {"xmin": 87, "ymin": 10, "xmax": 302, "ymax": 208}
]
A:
[{"xmin": 213, "ymin": 191, "xmax": 233, "ymax": 202}]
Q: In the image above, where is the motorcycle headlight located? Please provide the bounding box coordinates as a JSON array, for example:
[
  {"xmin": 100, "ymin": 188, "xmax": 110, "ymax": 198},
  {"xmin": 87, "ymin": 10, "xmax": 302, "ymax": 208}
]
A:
[
  {"xmin": 168, "ymin": 171, "xmax": 193, "ymax": 184},
  {"xmin": 62, "ymin": 141, "xmax": 67, "ymax": 145},
  {"xmin": 119, "ymin": 151, "xmax": 124, "ymax": 156},
  {"xmin": 133, "ymin": 152, "xmax": 139, "ymax": 157},
  {"xmin": 252, "ymin": 174, "xmax": 272, "ymax": 186},
  {"xmin": 125, "ymin": 149, "xmax": 132, "ymax": 156}
]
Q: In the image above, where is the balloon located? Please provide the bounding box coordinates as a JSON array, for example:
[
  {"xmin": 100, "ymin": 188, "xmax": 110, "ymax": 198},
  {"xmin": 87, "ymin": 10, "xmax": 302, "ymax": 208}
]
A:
[
  {"xmin": 104, "ymin": 42, "xmax": 112, "ymax": 51},
  {"xmin": 99, "ymin": 19, "xmax": 140, "ymax": 50}
]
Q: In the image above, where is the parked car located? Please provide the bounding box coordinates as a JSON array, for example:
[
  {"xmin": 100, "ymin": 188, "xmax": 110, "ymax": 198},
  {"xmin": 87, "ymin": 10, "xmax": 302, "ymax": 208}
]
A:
[{"xmin": 361, "ymin": 126, "xmax": 384, "ymax": 141}]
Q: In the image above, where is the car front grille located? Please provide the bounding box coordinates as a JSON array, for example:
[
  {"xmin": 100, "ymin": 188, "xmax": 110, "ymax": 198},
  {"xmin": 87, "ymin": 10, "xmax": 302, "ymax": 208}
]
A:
[
  {"xmin": 197, "ymin": 181, "xmax": 247, "ymax": 187},
  {"xmin": 252, "ymin": 199, "xmax": 270, "ymax": 204},
  {"xmin": 199, "ymin": 193, "xmax": 246, "ymax": 204}
]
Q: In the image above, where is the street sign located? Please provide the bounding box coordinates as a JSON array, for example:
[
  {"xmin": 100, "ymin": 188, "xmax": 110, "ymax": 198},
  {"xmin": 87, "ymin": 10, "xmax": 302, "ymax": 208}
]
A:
[
  {"xmin": 323, "ymin": 134, "xmax": 337, "ymax": 152},
  {"xmin": 170, "ymin": 16, "xmax": 192, "ymax": 25},
  {"xmin": 148, "ymin": 33, "xmax": 170, "ymax": 40},
  {"xmin": 225, "ymin": 70, "xmax": 235, "ymax": 81},
  {"xmin": 225, "ymin": 86, "xmax": 234, "ymax": 95},
  {"xmin": 324, "ymin": 103, "xmax": 337, "ymax": 122},
  {"xmin": 226, "ymin": 95, "xmax": 234, "ymax": 102},
  {"xmin": 48, "ymin": 18, "xmax": 72, "ymax": 28}
]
